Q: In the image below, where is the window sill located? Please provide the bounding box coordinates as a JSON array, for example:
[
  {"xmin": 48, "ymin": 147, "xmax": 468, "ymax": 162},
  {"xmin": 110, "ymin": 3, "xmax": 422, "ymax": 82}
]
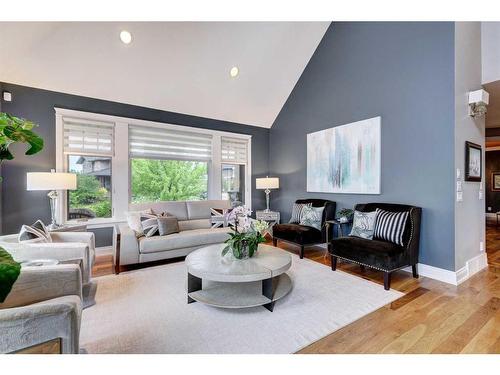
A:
[{"xmin": 65, "ymin": 218, "xmax": 126, "ymax": 229}]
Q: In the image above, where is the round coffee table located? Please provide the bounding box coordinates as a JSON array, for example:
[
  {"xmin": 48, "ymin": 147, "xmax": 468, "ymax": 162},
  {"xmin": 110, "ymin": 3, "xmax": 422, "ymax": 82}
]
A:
[{"xmin": 185, "ymin": 243, "xmax": 292, "ymax": 311}]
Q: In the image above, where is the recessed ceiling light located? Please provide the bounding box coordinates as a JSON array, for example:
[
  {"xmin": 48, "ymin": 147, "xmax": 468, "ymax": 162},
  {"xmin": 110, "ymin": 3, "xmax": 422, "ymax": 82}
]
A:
[
  {"xmin": 230, "ymin": 66, "xmax": 239, "ymax": 78},
  {"xmin": 120, "ymin": 30, "xmax": 132, "ymax": 44}
]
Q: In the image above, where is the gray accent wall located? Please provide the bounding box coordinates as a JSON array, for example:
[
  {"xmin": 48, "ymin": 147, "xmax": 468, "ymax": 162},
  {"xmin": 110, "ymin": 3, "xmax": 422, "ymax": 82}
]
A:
[
  {"xmin": 0, "ymin": 83, "xmax": 270, "ymax": 246},
  {"xmin": 269, "ymin": 22, "xmax": 456, "ymax": 270}
]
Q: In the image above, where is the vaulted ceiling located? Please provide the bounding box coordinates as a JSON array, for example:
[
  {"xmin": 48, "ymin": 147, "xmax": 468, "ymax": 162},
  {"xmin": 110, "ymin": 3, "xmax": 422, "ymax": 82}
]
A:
[{"xmin": 0, "ymin": 22, "xmax": 329, "ymax": 128}]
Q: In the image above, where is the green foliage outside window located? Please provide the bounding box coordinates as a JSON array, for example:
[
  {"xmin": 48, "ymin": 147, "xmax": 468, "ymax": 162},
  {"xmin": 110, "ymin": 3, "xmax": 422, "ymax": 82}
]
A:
[
  {"xmin": 69, "ymin": 174, "xmax": 112, "ymax": 218},
  {"xmin": 131, "ymin": 159, "xmax": 208, "ymax": 203}
]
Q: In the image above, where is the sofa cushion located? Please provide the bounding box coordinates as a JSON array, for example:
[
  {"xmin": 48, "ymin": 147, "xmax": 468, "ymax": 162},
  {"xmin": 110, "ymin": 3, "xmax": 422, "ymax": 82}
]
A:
[
  {"xmin": 178, "ymin": 219, "xmax": 211, "ymax": 231},
  {"xmin": 330, "ymin": 236, "xmax": 406, "ymax": 271},
  {"xmin": 273, "ymin": 223, "xmax": 322, "ymax": 245},
  {"xmin": 157, "ymin": 216, "xmax": 179, "ymax": 236},
  {"xmin": 139, "ymin": 227, "xmax": 231, "ymax": 254}
]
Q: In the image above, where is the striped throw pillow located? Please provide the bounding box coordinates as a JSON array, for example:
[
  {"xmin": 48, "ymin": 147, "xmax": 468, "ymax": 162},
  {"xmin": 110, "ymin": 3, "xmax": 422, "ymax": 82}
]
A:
[
  {"xmin": 373, "ymin": 209, "xmax": 409, "ymax": 246},
  {"xmin": 289, "ymin": 203, "xmax": 312, "ymax": 224}
]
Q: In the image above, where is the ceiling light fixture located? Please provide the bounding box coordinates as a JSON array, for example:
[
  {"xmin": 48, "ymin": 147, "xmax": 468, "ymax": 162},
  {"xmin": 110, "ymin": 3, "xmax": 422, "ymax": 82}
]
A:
[
  {"xmin": 120, "ymin": 30, "xmax": 132, "ymax": 44},
  {"xmin": 230, "ymin": 66, "xmax": 239, "ymax": 78}
]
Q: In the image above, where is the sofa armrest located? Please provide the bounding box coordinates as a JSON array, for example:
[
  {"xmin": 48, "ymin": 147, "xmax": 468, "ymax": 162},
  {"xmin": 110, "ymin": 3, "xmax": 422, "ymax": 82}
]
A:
[
  {"xmin": 0, "ymin": 264, "xmax": 82, "ymax": 309},
  {"xmin": 114, "ymin": 224, "xmax": 140, "ymax": 272},
  {"xmin": 7, "ymin": 242, "xmax": 92, "ymax": 285},
  {"xmin": 51, "ymin": 231, "xmax": 95, "ymax": 252},
  {"xmin": 406, "ymin": 207, "xmax": 422, "ymax": 265},
  {"xmin": 0, "ymin": 295, "xmax": 81, "ymax": 354}
]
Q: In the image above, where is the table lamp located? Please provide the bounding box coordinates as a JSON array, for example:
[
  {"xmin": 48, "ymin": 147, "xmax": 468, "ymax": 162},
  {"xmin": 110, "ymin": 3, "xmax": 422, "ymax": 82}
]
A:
[
  {"xmin": 256, "ymin": 176, "xmax": 280, "ymax": 212},
  {"xmin": 27, "ymin": 170, "xmax": 77, "ymax": 229}
]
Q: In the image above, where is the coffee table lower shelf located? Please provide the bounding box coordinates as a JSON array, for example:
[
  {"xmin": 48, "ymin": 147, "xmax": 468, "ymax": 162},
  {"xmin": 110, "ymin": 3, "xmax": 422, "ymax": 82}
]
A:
[{"xmin": 187, "ymin": 273, "xmax": 292, "ymax": 311}]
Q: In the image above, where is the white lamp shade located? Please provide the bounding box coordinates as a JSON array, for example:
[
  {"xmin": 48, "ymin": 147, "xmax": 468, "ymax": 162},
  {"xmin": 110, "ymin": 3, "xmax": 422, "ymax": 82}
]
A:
[
  {"xmin": 256, "ymin": 177, "xmax": 280, "ymax": 190},
  {"xmin": 27, "ymin": 172, "xmax": 77, "ymax": 191}
]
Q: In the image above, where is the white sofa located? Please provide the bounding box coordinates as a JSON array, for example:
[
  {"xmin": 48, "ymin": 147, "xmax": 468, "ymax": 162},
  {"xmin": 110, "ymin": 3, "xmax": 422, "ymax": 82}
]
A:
[{"xmin": 114, "ymin": 199, "xmax": 232, "ymax": 273}]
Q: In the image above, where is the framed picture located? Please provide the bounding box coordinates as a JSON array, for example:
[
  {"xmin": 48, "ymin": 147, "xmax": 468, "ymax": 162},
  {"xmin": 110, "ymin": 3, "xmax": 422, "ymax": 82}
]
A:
[
  {"xmin": 492, "ymin": 172, "xmax": 500, "ymax": 191},
  {"xmin": 465, "ymin": 141, "xmax": 482, "ymax": 182},
  {"xmin": 307, "ymin": 117, "xmax": 381, "ymax": 194}
]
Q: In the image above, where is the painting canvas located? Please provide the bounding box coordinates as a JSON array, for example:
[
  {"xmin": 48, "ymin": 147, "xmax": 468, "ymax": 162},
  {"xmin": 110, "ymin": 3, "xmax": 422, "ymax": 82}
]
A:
[
  {"xmin": 307, "ymin": 117, "xmax": 381, "ymax": 194},
  {"xmin": 492, "ymin": 172, "xmax": 500, "ymax": 191}
]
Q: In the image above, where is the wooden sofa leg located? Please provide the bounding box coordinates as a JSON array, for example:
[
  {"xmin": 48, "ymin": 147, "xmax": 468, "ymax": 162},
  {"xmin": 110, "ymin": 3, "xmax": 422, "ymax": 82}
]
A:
[
  {"xmin": 383, "ymin": 272, "xmax": 391, "ymax": 290},
  {"xmin": 273, "ymin": 238, "xmax": 278, "ymax": 247},
  {"xmin": 300, "ymin": 245, "xmax": 304, "ymax": 259},
  {"xmin": 412, "ymin": 264, "xmax": 419, "ymax": 278},
  {"xmin": 331, "ymin": 255, "xmax": 337, "ymax": 271}
]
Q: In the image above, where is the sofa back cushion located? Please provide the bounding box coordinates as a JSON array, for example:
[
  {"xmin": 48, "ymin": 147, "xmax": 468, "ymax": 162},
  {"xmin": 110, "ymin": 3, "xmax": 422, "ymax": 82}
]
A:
[
  {"xmin": 187, "ymin": 200, "xmax": 231, "ymax": 220},
  {"xmin": 130, "ymin": 201, "xmax": 189, "ymax": 220}
]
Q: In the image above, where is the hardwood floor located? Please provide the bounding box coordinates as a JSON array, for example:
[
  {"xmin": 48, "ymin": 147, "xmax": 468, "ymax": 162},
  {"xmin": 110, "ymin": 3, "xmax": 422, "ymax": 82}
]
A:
[{"xmin": 92, "ymin": 236, "xmax": 500, "ymax": 354}]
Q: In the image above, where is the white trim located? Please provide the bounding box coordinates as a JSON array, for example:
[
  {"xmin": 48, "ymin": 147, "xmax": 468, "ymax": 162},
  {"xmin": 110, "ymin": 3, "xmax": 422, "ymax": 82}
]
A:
[{"xmin": 402, "ymin": 253, "xmax": 488, "ymax": 285}]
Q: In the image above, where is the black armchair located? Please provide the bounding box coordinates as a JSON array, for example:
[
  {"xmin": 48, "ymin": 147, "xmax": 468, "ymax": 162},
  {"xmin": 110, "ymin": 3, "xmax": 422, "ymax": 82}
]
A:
[
  {"xmin": 329, "ymin": 203, "xmax": 422, "ymax": 290},
  {"xmin": 272, "ymin": 199, "xmax": 336, "ymax": 259}
]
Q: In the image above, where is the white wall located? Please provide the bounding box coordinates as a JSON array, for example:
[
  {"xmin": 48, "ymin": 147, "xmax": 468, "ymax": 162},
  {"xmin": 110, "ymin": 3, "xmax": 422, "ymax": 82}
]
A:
[
  {"xmin": 455, "ymin": 22, "xmax": 486, "ymax": 271},
  {"xmin": 481, "ymin": 22, "xmax": 500, "ymax": 84}
]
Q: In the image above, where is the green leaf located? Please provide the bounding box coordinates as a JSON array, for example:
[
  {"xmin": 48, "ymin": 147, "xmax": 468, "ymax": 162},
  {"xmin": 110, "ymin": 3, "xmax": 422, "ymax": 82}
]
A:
[
  {"xmin": 25, "ymin": 135, "xmax": 44, "ymax": 155},
  {"xmin": 0, "ymin": 247, "xmax": 22, "ymax": 303},
  {"xmin": 0, "ymin": 146, "xmax": 14, "ymax": 161},
  {"xmin": 221, "ymin": 245, "xmax": 230, "ymax": 257}
]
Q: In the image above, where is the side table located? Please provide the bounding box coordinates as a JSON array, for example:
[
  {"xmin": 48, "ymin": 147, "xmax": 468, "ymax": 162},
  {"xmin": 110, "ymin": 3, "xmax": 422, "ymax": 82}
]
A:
[{"xmin": 256, "ymin": 210, "xmax": 280, "ymax": 237}]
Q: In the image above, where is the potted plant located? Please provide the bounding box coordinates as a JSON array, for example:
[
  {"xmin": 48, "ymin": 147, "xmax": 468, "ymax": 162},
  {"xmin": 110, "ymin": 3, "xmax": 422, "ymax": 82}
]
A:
[
  {"xmin": 0, "ymin": 112, "xmax": 44, "ymax": 180},
  {"xmin": 222, "ymin": 206, "xmax": 269, "ymax": 259},
  {"xmin": 338, "ymin": 208, "xmax": 354, "ymax": 223}
]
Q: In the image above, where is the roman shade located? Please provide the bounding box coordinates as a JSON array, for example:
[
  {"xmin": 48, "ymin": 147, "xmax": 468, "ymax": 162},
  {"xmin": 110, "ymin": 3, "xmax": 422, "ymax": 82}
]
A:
[
  {"xmin": 221, "ymin": 137, "xmax": 248, "ymax": 164},
  {"xmin": 129, "ymin": 125, "xmax": 212, "ymax": 161},
  {"xmin": 63, "ymin": 116, "xmax": 114, "ymax": 156}
]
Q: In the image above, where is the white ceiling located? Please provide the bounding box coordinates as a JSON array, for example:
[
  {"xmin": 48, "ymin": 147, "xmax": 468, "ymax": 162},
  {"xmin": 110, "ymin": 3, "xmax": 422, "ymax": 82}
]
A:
[{"xmin": 0, "ymin": 22, "xmax": 329, "ymax": 128}]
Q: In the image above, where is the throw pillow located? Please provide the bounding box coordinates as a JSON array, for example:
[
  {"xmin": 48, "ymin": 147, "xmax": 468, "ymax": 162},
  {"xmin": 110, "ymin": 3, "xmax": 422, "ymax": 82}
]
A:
[
  {"xmin": 299, "ymin": 206, "xmax": 324, "ymax": 230},
  {"xmin": 349, "ymin": 210, "xmax": 377, "ymax": 240},
  {"xmin": 126, "ymin": 208, "xmax": 153, "ymax": 236},
  {"xmin": 141, "ymin": 212, "xmax": 167, "ymax": 237},
  {"xmin": 18, "ymin": 220, "xmax": 52, "ymax": 243},
  {"xmin": 373, "ymin": 209, "xmax": 409, "ymax": 246},
  {"xmin": 210, "ymin": 208, "xmax": 234, "ymax": 228},
  {"xmin": 157, "ymin": 216, "xmax": 180, "ymax": 236},
  {"xmin": 289, "ymin": 203, "xmax": 312, "ymax": 224}
]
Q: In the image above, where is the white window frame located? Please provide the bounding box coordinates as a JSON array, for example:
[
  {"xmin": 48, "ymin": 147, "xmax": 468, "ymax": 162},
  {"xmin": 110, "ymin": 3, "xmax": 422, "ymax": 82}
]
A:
[{"xmin": 55, "ymin": 107, "xmax": 252, "ymax": 227}]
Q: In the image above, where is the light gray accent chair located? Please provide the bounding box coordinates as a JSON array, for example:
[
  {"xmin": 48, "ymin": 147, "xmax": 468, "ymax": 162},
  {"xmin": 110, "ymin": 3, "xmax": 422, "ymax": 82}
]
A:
[
  {"xmin": 0, "ymin": 231, "xmax": 95, "ymax": 286},
  {"xmin": 0, "ymin": 264, "xmax": 82, "ymax": 354},
  {"xmin": 114, "ymin": 200, "xmax": 232, "ymax": 273}
]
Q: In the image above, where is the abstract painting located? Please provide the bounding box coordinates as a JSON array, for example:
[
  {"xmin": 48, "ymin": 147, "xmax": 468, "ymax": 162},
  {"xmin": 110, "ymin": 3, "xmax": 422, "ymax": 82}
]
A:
[{"xmin": 307, "ymin": 117, "xmax": 381, "ymax": 194}]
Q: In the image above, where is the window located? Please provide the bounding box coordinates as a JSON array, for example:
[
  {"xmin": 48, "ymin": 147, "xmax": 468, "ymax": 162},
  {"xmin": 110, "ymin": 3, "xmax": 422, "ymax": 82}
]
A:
[
  {"xmin": 131, "ymin": 159, "xmax": 208, "ymax": 203},
  {"xmin": 221, "ymin": 137, "xmax": 248, "ymax": 206},
  {"xmin": 67, "ymin": 155, "xmax": 112, "ymax": 219},
  {"xmin": 56, "ymin": 108, "xmax": 252, "ymax": 225},
  {"xmin": 222, "ymin": 164, "xmax": 245, "ymax": 206}
]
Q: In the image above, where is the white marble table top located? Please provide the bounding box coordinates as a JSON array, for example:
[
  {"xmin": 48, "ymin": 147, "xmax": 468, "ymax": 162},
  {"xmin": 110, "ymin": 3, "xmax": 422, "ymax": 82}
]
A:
[{"xmin": 185, "ymin": 243, "xmax": 292, "ymax": 282}]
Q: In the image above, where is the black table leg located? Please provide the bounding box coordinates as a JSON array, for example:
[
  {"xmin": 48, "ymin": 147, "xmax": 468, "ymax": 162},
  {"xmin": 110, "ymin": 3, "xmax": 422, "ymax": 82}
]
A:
[
  {"xmin": 187, "ymin": 272, "xmax": 202, "ymax": 304},
  {"xmin": 262, "ymin": 276, "xmax": 279, "ymax": 312}
]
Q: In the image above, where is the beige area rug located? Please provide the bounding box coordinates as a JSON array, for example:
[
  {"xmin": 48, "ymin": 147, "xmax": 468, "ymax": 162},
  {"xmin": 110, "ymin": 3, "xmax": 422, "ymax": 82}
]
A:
[{"xmin": 80, "ymin": 255, "xmax": 403, "ymax": 353}]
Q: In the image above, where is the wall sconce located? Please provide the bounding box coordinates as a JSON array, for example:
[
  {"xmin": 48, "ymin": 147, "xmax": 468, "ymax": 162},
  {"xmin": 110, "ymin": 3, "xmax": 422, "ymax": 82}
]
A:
[{"xmin": 468, "ymin": 89, "xmax": 489, "ymax": 118}]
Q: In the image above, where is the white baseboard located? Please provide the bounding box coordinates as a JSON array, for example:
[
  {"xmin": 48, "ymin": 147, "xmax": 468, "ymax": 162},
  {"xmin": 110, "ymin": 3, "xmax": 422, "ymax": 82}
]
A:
[
  {"xmin": 95, "ymin": 246, "xmax": 114, "ymax": 256},
  {"xmin": 402, "ymin": 252, "xmax": 488, "ymax": 285},
  {"xmin": 402, "ymin": 263, "xmax": 458, "ymax": 285}
]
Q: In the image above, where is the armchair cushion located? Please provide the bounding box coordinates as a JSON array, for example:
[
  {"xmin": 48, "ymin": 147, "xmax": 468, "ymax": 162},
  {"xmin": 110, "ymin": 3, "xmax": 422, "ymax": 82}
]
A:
[{"xmin": 273, "ymin": 223, "xmax": 322, "ymax": 245}]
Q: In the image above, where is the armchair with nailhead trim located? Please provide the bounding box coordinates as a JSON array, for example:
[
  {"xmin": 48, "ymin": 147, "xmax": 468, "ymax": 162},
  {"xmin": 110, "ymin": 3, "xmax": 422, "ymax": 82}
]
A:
[{"xmin": 329, "ymin": 203, "xmax": 422, "ymax": 290}]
